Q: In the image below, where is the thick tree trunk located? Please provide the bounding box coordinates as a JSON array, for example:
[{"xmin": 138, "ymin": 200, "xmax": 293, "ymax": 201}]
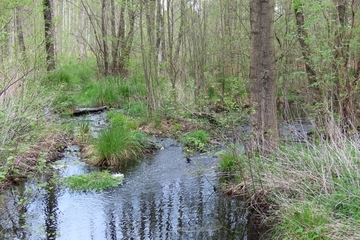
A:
[
  {"xmin": 249, "ymin": 0, "xmax": 279, "ymax": 154},
  {"xmin": 333, "ymin": 0, "xmax": 356, "ymax": 131},
  {"xmin": 43, "ymin": 0, "xmax": 56, "ymax": 71}
]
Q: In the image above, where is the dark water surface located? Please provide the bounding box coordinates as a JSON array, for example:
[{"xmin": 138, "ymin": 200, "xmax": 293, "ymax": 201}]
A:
[{"xmin": 1, "ymin": 112, "xmax": 248, "ymax": 239}]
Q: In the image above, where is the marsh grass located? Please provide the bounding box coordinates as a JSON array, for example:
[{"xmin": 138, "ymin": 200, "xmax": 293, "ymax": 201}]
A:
[
  {"xmin": 95, "ymin": 112, "xmax": 150, "ymax": 167},
  {"xmin": 220, "ymin": 137, "xmax": 360, "ymax": 239},
  {"xmin": 62, "ymin": 171, "xmax": 123, "ymax": 192}
]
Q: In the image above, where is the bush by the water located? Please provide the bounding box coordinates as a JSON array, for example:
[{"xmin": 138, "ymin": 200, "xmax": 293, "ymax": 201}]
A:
[{"xmin": 63, "ymin": 171, "xmax": 124, "ymax": 191}]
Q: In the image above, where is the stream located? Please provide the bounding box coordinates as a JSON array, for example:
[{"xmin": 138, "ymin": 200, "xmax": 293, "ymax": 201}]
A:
[{"xmin": 0, "ymin": 112, "xmax": 249, "ymax": 240}]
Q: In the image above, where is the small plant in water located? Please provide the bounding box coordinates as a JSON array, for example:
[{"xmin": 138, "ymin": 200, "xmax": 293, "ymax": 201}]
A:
[{"xmin": 62, "ymin": 171, "xmax": 124, "ymax": 192}]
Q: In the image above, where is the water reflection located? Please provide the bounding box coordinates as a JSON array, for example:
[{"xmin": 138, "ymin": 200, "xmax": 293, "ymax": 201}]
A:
[
  {"xmin": 44, "ymin": 175, "xmax": 59, "ymax": 240},
  {"xmin": 1, "ymin": 139, "xmax": 248, "ymax": 239}
]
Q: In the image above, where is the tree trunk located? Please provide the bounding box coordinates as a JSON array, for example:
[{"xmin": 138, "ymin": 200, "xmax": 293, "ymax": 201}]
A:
[
  {"xmin": 101, "ymin": 0, "xmax": 109, "ymax": 76},
  {"xmin": 293, "ymin": 1, "xmax": 320, "ymax": 101},
  {"xmin": 43, "ymin": 0, "xmax": 56, "ymax": 71},
  {"xmin": 15, "ymin": 7, "xmax": 26, "ymax": 62},
  {"xmin": 333, "ymin": 0, "xmax": 356, "ymax": 131},
  {"xmin": 249, "ymin": 0, "xmax": 279, "ymax": 154}
]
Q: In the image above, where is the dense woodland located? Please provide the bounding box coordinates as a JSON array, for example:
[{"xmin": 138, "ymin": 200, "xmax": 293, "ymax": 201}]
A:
[
  {"xmin": 1, "ymin": 0, "xmax": 360, "ymax": 239},
  {"xmin": 2, "ymin": 0, "xmax": 360, "ymax": 149}
]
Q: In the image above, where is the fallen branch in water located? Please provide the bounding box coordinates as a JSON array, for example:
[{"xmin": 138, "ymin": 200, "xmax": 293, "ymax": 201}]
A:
[{"xmin": 72, "ymin": 106, "xmax": 107, "ymax": 116}]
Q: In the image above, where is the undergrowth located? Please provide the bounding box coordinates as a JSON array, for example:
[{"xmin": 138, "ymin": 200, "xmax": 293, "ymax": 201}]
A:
[
  {"xmin": 219, "ymin": 137, "xmax": 360, "ymax": 239},
  {"xmin": 45, "ymin": 60, "xmax": 147, "ymax": 113},
  {"xmin": 0, "ymin": 75, "xmax": 62, "ymax": 184},
  {"xmin": 179, "ymin": 129, "xmax": 210, "ymax": 154}
]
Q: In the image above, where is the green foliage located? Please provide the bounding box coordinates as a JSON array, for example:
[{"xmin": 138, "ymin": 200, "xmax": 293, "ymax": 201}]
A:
[
  {"xmin": 43, "ymin": 60, "xmax": 95, "ymax": 87},
  {"xmin": 324, "ymin": 178, "xmax": 360, "ymax": 221},
  {"xmin": 152, "ymin": 112, "xmax": 163, "ymax": 128},
  {"xmin": 107, "ymin": 111, "xmax": 138, "ymax": 130},
  {"xmin": 74, "ymin": 121, "xmax": 91, "ymax": 145},
  {"xmin": 0, "ymin": 77, "xmax": 55, "ymax": 179},
  {"xmin": 76, "ymin": 76, "xmax": 147, "ymax": 109},
  {"xmin": 274, "ymin": 202, "xmax": 329, "ymax": 240},
  {"xmin": 78, "ymin": 121, "xmax": 90, "ymax": 134},
  {"xmin": 173, "ymin": 123, "xmax": 182, "ymax": 132},
  {"xmin": 219, "ymin": 152, "xmax": 239, "ymax": 172},
  {"xmin": 123, "ymin": 101, "xmax": 147, "ymax": 118},
  {"xmin": 62, "ymin": 171, "xmax": 123, "ymax": 192},
  {"xmin": 52, "ymin": 94, "xmax": 76, "ymax": 114},
  {"xmin": 46, "ymin": 61, "xmax": 147, "ymax": 112},
  {"xmin": 78, "ymin": 78, "xmax": 122, "ymax": 108},
  {"xmin": 179, "ymin": 130, "xmax": 210, "ymax": 153},
  {"xmin": 219, "ymin": 138, "xmax": 360, "ymax": 239}
]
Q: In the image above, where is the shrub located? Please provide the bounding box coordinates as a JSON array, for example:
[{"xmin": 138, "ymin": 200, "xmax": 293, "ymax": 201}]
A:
[
  {"xmin": 62, "ymin": 171, "xmax": 123, "ymax": 191},
  {"xmin": 179, "ymin": 130, "xmax": 210, "ymax": 153}
]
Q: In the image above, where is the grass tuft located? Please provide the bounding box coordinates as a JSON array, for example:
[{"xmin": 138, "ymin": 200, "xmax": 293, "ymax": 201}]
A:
[
  {"xmin": 95, "ymin": 112, "xmax": 150, "ymax": 167},
  {"xmin": 62, "ymin": 171, "xmax": 123, "ymax": 192}
]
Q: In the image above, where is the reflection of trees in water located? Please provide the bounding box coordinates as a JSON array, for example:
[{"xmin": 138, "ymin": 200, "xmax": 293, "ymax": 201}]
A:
[
  {"xmin": 44, "ymin": 174, "xmax": 59, "ymax": 240},
  {"xmin": 0, "ymin": 175, "xmax": 61, "ymax": 240},
  {"xmin": 0, "ymin": 182, "xmax": 28, "ymax": 239},
  {"xmin": 104, "ymin": 210, "xmax": 116, "ymax": 240},
  {"xmin": 102, "ymin": 174, "xmax": 247, "ymax": 239}
]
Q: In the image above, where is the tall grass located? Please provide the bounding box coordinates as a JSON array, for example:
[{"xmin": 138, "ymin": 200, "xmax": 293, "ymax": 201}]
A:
[
  {"xmin": 44, "ymin": 60, "xmax": 96, "ymax": 113},
  {"xmin": 95, "ymin": 112, "xmax": 150, "ymax": 167},
  {"xmin": 219, "ymin": 137, "xmax": 360, "ymax": 239},
  {"xmin": 45, "ymin": 61, "xmax": 147, "ymax": 112}
]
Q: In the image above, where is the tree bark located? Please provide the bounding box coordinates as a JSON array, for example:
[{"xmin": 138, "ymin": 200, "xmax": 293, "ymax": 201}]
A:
[
  {"xmin": 16, "ymin": 7, "xmax": 26, "ymax": 62},
  {"xmin": 249, "ymin": 0, "xmax": 279, "ymax": 154},
  {"xmin": 293, "ymin": 1, "xmax": 319, "ymax": 99},
  {"xmin": 43, "ymin": 0, "xmax": 56, "ymax": 71}
]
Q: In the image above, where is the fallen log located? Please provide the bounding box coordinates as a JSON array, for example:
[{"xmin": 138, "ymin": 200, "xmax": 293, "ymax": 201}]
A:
[{"xmin": 72, "ymin": 106, "xmax": 107, "ymax": 116}]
